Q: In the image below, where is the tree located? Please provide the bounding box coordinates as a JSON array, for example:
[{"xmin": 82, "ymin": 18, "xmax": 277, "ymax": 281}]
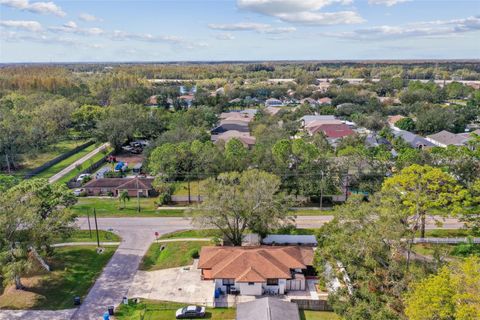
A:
[
  {"xmin": 224, "ymin": 138, "xmax": 249, "ymax": 172},
  {"xmin": 118, "ymin": 190, "xmax": 130, "ymax": 209},
  {"xmin": 316, "ymin": 195, "xmax": 414, "ymax": 320},
  {"xmin": 0, "ymin": 179, "xmax": 77, "ymax": 289},
  {"xmin": 405, "ymin": 257, "xmax": 480, "ymax": 320},
  {"xmin": 395, "ymin": 117, "xmax": 416, "ymax": 132},
  {"xmin": 381, "ymin": 164, "xmax": 465, "ymax": 238},
  {"xmin": 193, "ymin": 170, "xmax": 292, "ymax": 245},
  {"xmin": 71, "ymin": 104, "xmax": 105, "ymax": 134}
]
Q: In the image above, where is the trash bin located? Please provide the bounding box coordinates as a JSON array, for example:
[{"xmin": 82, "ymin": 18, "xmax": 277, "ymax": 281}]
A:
[
  {"xmin": 73, "ymin": 296, "xmax": 81, "ymax": 306},
  {"xmin": 123, "ymin": 296, "xmax": 128, "ymax": 305},
  {"xmin": 108, "ymin": 306, "xmax": 114, "ymax": 316},
  {"xmin": 103, "ymin": 312, "xmax": 110, "ymax": 320}
]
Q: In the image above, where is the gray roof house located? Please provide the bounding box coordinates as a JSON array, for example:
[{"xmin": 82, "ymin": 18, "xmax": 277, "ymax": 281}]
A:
[
  {"xmin": 392, "ymin": 129, "xmax": 435, "ymax": 149},
  {"xmin": 300, "ymin": 115, "xmax": 336, "ymax": 126},
  {"xmin": 426, "ymin": 130, "xmax": 471, "ymax": 148},
  {"xmin": 236, "ymin": 298, "xmax": 300, "ymax": 320}
]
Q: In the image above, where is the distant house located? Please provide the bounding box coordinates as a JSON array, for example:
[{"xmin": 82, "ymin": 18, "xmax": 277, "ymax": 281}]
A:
[
  {"xmin": 199, "ymin": 246, "xmax": 313, "ymax": 296},
  {"xmin": 392, "ymin": 130, "xmax": 435, "ymax": 149},
  {"xmin": 300, "ymin": 98, "xmax": 318, "ymax": 106},
  {"xmin": 426, "ymin": 130, "xmax": 469, "ymax": 147},
  {"xmin": 387, "ymin": 115, "xmax": 406, "ymax": 130},
  {"xmin": 317, "ymin": 97, "xmax": 332, "ymax": 105},
  {"xmin": 265, "ymin": 106, "xmax": 282, "ymax": 116},
  {"xmin": 83, "ymin": 177, "xmax": 154, "ymax": 197},
  {"xmin": 179, "ymin": 94, "xmax": 195, "ymax": 107},
  {"xmin": 265, "ymin": 98, "xmax": 284, "ymax": 107},
  {"xmin": 212, "ymin": 120, "xmax": 250, "ymax": 134},
  {"xmin": 236, "ymin": 298, "xmax": 300, "ymax": 320},
  {"xmin": 146, "ymin": 95, "xmax": 157, "ymax": 106},
  {"xmin": 315, "ymin": 123, "xmax": 355, "ymax": 140},
  {"xmin": 305, "ymin": 119, "xmax": 344, "ymax": 135},
  {"xmin": 300, "ymin": 115, "xmax": 337, "ymax": 127},
  {"xmin": 212, "ymin": 130, "xmax": 256, "ymax": 148}
]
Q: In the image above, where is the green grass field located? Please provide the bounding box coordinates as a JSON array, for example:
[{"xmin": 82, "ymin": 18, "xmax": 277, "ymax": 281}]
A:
[
  {"xmin": 140, "ymin": 241, "xmax": 211, "ymax": 271},
  {"xmin": 54, "ymin": 230, "xmax": 121, "ymax": 243},
  {"xmin": 56, "ymin": 145, "xmax": 113, "ymax": 184},
  {"xmin": 0, "ymin": 245, "xmax": 116, "ymax": 310},
  {"xmin": 16, "ymin": 139, "xmax": 90, "ymax": 174},
  {"xmin": 71, "ymin": 197, "xmax": 185, "ymax": 217},
  {"xmin": 159, "ymin": 229, "xmax": 221, "ymax": 239},
  {"xmin": 300, "ymin": 310, "xmax": 340, "ymax": 320}
]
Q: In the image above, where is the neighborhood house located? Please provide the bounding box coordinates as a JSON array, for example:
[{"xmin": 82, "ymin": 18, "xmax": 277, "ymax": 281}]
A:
[
  {"xmin": 198, "ymin": 246, "xmax": 314, "ymax": 296},
  {"xmin": 83, "ymin": 177, "xmax": 154, "ymax": 197}
]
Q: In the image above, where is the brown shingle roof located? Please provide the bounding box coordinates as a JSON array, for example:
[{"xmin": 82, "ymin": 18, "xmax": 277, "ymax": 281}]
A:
[
  {"xmin": 198, "ymin": 246, "xmax": 313, "ymax": 281},
  {"xmin": 84, "ymin": 177, "xmax": 153, "ymax": 190}
]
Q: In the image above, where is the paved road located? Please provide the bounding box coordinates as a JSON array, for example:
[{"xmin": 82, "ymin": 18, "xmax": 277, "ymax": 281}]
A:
[{"xmin": 48, "ymin": 143, "xmax": 109, "ymax": 184}]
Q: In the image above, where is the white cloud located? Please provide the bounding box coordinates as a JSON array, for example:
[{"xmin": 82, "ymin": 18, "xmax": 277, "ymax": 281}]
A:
[
  {"xmin": 323, "ymin": 16, "xmax": 480, "ymax": 40},
  {"xmin": 110, "ymin": 30, "xmax": 186, "ymax": 44},
  {"xmin": 236, "ymin": 0, "xmax": 362, "ymax": 25},
  {"xmin": 79, "ymin": 13, "xmax": 102, "ymax": 22},
  {"xmin": 1, "ymin": 30, "xmax": 102, "ymax": 48},
  {"xmin": 208, "ymin": 22, "xmax": 296, "ymax": 33},
  {"xmin": 0, "ymin": 0, "xmax": 65, "ymax": 17},
  {"xmin": 368, "ymin": 0, "xmax": 410, "ymax": 6},
  {"xmin": 0, "ymin": 20, "xmax": 42, "ymax": 32},
  {"xmin": 215, "ymin": 33, "xmax": 235, "ymax": 40},
  {"xmin": 49, "ymin": 21, "xmax": 104, "ymax": 35}
]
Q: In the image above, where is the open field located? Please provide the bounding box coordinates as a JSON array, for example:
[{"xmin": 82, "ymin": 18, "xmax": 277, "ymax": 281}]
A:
[
  {"xmin": 159, "ymin": 229, "xmax": 222, "ymax": 239},
  {"xmin": 140, "ymin": 241, "xmax": 211, "ymax": 271},
  {"xmin": 71, "ymin": 197, "xmax": 185, "ymax": 217},
  {"xmin": 33, "ymin": 143, "xmax": 99, "ymax": 180},
  {"xmin": 54, "ymin": 230, "xmax": 121, "ymax": 243},
  {"xmin": 14, "ymin": 139, "xmax": 90, "ymax": 175},
  {"xmin": 0, "ymin": 245, "xmax": 116, "ymax": 310}
]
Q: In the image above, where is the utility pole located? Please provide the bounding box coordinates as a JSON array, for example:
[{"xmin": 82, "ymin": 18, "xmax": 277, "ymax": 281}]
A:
[
  {"xmin": 137, "ymin": 178, "xmax": 141, "ymax": 213},
  {"xmin": 87, "ymin": 210, "xmax": 92, "ymax": 239},
  {"xmin": 93, "ymin": 208, "xmax": 100, "ymax": 247}
]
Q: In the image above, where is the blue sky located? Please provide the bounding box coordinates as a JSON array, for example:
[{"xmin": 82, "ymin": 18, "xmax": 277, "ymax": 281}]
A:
[{"xmin": 1, "ymin": 0, "xmax": 479, "ymax": 62}]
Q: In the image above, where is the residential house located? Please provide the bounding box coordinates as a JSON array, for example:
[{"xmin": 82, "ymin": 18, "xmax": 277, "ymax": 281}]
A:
[
  {"xmin": 236, "ymin": 298, "xmax": 300, "ymax": 320},
  {"xmin": 265, "ymin": 106, "xmax": 282, "ymax": 116},
  {"xmin": 314, "ymin": 123, "xmax": 355, "ymax": 140},
  {"xmin": 179, "ymin": 94, "xmax": 194, "ymax": 107},
  {"xmin": 304, "ymin": 119, "xmax": 344, "ymax": 135},
  {"xmin": 212, "ymin": 130, "xmax": 256, "ymax": 148},
  {"xmin": 300, "ymin": 115, "xmax": 337, "ymax": 127},
  {"xmin": 427, "ymin": 129, "xmax": 480, "ymax": 148},
  {"xmin": 198, "ymin": 246, "xmax": 314, "ymax": 296},
  {"xmin": 265, "ymin": 98, "xmax": 284, "ymax": 108},
  {"xmin": 83, "ymin": 177, "xmax": 154, "ymax": 197},
  {"xmin": 392, "ymin": 130, "xmax": 435, "ymax": 149},
  {"xmin": 300, "ymin": 98, "xmax": 318, "ymax": 106},
  {"xmin": 146, "ymin": 95, "xmax": 157, "ymax": 106}
]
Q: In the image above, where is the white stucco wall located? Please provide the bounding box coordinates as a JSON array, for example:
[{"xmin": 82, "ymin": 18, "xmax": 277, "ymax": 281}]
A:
[{"xmin": 237, "ymin": 282, "xmax": 263, "ymax": 295}]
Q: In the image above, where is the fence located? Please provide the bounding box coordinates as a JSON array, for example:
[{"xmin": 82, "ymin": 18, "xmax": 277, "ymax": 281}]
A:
[
  {"xmin": 290, "ymin": 299, "xmax": 332, "ymax": 311},
  {"xmin": 413, "ymin": 237, "xmax": 480, "ymax": 244},
  {"xmin": 24, "ymin": 140, "xmax": 94, "ymax": 179}
]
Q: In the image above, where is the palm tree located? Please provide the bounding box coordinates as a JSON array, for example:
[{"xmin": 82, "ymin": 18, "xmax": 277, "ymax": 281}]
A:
[{"xmin": 118, "ymin": 190, "xmax": 130, "ymax": 209}]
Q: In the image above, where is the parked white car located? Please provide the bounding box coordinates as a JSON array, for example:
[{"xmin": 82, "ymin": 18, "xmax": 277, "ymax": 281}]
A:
[{"xmin": 76, "ymin": 173, "xmax": 91, "ymax": 182}]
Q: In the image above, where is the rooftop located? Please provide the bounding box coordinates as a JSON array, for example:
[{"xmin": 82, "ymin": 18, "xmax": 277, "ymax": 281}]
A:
[{"xmin": 236, "ymin": 297, "xmax": 300, "ymax": 320}]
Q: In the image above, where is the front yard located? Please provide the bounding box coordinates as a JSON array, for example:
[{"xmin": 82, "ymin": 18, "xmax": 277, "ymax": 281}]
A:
[
  {"xmin": 0, "ymin": 245, "xmax": 116, "ymax": 310},
  {"xmin": 71, "ymin": 197, "xmax": 185, "ymax": 217},
  {"xmin": 140, "ymin": 241, "xmax": 211, "ymax": 271},
  {"xmin": 115, "ymin": 300, "xmax": 339, "ymax": 320}
]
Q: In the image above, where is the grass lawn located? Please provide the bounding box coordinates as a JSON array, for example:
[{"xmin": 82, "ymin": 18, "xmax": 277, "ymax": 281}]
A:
[
  {"xmin": 115, "ymin": 300, "xmax": 235, "ymax": 320},
  {"xmin": 159, "ymin": 229, "xmax": 221, "ymax": 239},
  {"xmin": 292, "ymin": 209, "xmax": 333, "ymax": 216},
  {"xmin": 172, "ymin": 180, "xmax": 207, "ymax": 196},
  {"xmin": 300, "ymin": 310, "xmax": 340, "ymax": 320},
  {"xmin": 71, "ymin": 197, "xmax": 185, "ymax": 217},
  {"xmin": 420, "ymin": 229, "xmax": 472, "ymax": 238},
  {"xmin": 16, "ymin": 139, "xmax": 90, "ymax": 174},
  {"xmin": 140, "ymin": 241, "xmax": 211, "ymax": 271},
  {"xmin": 0, "ymin": 245, "xmax": 116, "ymax": 310},
  {"xmin": 56, "ymin": 145, "xmax": 113, "ymax": 184},
  {"xmin": 54, "ymin": 230, "xmax": 121, "ymax": 243}
]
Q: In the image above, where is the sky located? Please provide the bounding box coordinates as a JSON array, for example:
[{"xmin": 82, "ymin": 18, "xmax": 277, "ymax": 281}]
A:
[{"xmin": 0, "ymin": 0, "xmax": 479, "ymax": 62}]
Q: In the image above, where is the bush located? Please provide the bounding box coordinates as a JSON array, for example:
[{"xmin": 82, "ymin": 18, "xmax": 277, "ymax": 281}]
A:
[
  {"xmin": 189, "ymin": 249, "xmax": 199, "ymax": 259},
  {"xmin": 105, "ymin": 171, "xmax": 124, "ymax": 178}
]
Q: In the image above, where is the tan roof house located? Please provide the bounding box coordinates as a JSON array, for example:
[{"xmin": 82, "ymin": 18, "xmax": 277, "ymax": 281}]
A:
[
  {"xmin": 211, "ymin": 130, "xmax": 256, "ymax": 148},
  {"xmin": 83, "ymin": 177, "xmax": 154, "ymax": 197},
  {"xmin": 198, "ymin": 246, "xmax": 313, "ymax": 296}
]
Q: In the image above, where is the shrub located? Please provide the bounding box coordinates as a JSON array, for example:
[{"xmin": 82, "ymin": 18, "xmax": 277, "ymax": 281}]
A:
[{"xmin": 189, "ymin": 249, "xmax": 199, "ymax": 259}]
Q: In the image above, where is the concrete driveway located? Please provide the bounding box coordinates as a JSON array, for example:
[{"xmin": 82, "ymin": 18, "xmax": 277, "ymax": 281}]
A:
[{"xmin": 128, "ymin": 260, "xmax": 215, "ymax": 306}]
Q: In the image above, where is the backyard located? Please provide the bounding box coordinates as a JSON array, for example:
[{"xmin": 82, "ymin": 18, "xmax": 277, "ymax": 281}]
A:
[{"xmin": 0, "ymin": 245, "xmax": 116, "ymax": 310}]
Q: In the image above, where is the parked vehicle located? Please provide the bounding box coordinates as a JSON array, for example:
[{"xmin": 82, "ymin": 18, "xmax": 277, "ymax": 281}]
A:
[
  {"xmin": 175, "ymin": 306, "xmax": 206, "ymax": 319},
  {"xmin": 77, "ymin": 174, "xmax": 91, "ymax": 182},
  {"xmin": 73, "ymin": 188, "xmax": 85, "ymax": 196}
]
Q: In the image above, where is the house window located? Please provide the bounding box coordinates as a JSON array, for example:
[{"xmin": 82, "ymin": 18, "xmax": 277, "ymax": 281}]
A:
[
  {"xmin": 267, "ymin": 279, "xmax": 279, "ymax": 285},
  {"xmin": 222, "ymin": 279, "xmax": 234, "ymax": 285},
  {"xmin": 248, "ymin": 282, "xmax": 255, "ymax": 286}
]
